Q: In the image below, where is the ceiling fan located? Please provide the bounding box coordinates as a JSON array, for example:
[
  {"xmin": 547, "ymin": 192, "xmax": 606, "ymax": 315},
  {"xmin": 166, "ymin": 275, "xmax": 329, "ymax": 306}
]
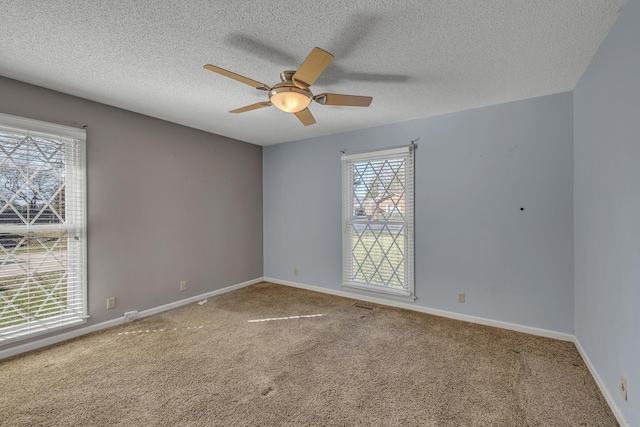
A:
[{"xmin": 204, "ymin": 47, "xmax": 373, "ymax": 126}]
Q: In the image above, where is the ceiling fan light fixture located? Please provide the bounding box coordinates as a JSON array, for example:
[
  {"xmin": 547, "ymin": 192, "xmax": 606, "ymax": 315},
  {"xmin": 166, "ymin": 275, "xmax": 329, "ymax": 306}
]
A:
[
  {"xmin": 269, "ymin": 86, "xmax": 312, "ymax": 113},
  {"xmin": 204, "ymin": 47, "xmax": 372, "ymax": 125}
]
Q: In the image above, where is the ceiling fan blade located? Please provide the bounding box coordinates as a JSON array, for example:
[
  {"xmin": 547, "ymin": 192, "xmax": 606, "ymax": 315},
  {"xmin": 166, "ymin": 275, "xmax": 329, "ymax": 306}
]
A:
[
  {"xmin": 314, "ymin": 93, "xmax": 373, "ymax": 107},
  {"xmin": 204, "ymin": 64, "xmax": 270, "ymax": 90},
  {"xmin": 294, "ymin": 108, "xmax": 316, "ymax": 126},
  {"xmin": 292, "ymin": 47, "xmax": 333, "ymax": 88},
  {"xmin": 229, "ymin": 102, "xmax": 272, "ymax": 114}
]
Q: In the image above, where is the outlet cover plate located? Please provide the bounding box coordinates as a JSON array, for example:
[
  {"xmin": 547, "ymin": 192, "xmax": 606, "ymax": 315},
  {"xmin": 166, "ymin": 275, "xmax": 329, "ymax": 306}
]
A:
[
  {"xmin": 106, "ymin": 297, "xmax": 116, "ymax": 310},
  {"xmin": 124, "ymin": 311, "xmax": 138, "ymax": 322},
  {"xmin": 457, "ymin": 293, "xmax": 465, "ymax": 303}
]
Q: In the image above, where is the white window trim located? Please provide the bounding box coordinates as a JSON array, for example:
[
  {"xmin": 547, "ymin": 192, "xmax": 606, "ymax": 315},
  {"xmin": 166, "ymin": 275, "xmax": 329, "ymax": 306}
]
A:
[
  {"xmin": 0, "ymin": 113, "xmax": 88, "ymax": 344},
  {"xmin": 0, "ymin": 113, "xmax": 87, "ymax": 140},
  {"xmin": 341, "ymin": 145, "xmax": 415, "ymax": 301}
]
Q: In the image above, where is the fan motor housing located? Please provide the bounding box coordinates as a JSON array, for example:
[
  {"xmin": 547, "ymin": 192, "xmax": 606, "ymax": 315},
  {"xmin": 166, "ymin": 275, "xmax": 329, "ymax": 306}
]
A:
[{"xmin": 279, "ymin": 70, "xmax": 296, "ymax": 82}]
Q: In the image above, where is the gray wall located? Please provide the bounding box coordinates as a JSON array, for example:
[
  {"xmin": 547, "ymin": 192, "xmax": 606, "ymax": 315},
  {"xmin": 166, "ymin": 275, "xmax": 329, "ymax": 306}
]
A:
[
  {"xmin": 264, "ymin": 92, "xmax": 574, "ymax": 333},
  {"xmin": 0, "ymin": 76, "xmax": 263, "ymax": 350},
  {"xmin": 574, "ymin": 0, "xmax": 640, "ymax": 424}
]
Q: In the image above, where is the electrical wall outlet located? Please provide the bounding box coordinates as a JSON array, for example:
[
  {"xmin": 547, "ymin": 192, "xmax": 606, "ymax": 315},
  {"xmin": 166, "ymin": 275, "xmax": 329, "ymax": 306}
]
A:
[
  {"xmin": 106, "ymin": 297, "xmax": 116, "ymax": 310},
  {"xmin": 180, "ymin": 281, "xmax": 187, "ymax": 291},
  {"xmin": 620, "ymin": 375, "xmax": 627, "ymax": 400},
  {"xmin": 124, "ymin": 311, "xmax": 138, "ymax": 322},
  {"xmin": 294, "ymin": 268, "xmax": 299, "ymax": 276},
  {"xmin": 457, "ymin": 293, "xmax": 465, "ymax": 303}
]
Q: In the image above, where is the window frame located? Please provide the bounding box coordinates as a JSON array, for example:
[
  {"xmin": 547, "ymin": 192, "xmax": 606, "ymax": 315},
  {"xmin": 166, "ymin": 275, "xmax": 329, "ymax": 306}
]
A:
[
  {"xmin": 341, "ymin": 145, "xmax": 415, "ymax": 300},
  {"xmin": 0, "ymin": 113, "xmax": 87, "ymax": 344}
]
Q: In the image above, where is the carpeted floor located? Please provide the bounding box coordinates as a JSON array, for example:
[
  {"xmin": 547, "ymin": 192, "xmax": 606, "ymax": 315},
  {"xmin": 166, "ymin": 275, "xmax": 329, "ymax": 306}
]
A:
[{"xmin": 0, "ymin": 282, "xmax": 617, "ymax": 426}]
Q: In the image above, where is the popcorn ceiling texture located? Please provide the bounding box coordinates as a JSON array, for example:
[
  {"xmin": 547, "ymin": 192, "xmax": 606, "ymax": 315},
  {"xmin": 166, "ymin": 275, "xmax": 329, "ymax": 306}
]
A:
[
  {"xmin": 0, "ymin": 283, "xmax": 617, "ymax": 426},
  {"xmin": 0, "ymin": 0, "xmax": 626, "ymax": 145}
]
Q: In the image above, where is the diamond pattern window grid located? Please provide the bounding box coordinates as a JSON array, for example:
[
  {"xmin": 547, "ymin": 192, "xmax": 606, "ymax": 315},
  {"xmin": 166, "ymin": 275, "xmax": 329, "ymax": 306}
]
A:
[
  {"xmin": 0, "ymin": 134, "xmax": 66, "ymax": 226},
  {"xmin": 351, "ymin": 223, "xmax": 405, "ymax": 289},
  {"xmin": 352, "ymin": 158, "xmax": 406, "ymax": 222},
  {"xmin": 0, "ymin": 232, "xmax": 70, "ymax": 328}
]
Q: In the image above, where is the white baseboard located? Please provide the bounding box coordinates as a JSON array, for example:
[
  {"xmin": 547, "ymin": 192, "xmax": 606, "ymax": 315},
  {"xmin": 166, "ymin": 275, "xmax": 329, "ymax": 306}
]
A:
[
  {"xmin": 136, "ymin": 277, "xmax": 262, "ymax": 319},
  {"xmin": 263, "ymin": 277, "xmax": 574, "ymax": 342},
  {"xmin": 573, "ymin": 337, "xmax": 629, "ymax": 427},
  {"xmin": 0, "ymin": 277, "xmax": 262, "ymax": 360}
]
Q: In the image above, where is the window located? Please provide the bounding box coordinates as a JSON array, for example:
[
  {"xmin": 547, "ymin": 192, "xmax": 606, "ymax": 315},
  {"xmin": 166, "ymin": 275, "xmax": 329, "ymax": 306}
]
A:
[
  {"xmin": 342, "ymin": 145, "xmax": 414, "ymax": 299},
  {"xmin": 0, "ymin": 113, "xmax": 87, "ymax": 343}
]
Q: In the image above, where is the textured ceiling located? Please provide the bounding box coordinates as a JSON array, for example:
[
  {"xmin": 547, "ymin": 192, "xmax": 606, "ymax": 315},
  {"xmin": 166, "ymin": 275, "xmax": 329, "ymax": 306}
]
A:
[{"xmin": 0, "ymin": 1, "xmax": 626, "ymax": 146}]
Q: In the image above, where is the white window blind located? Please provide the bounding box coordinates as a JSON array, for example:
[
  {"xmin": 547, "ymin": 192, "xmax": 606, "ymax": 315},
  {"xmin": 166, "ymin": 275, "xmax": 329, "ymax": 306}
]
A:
[
  {"xmin": 0, "ymin": 113, "xmax": 87, "ymax": 343},
  {"xmin": 342, "ymin": 145, "xmax": 415, "ymax": 299}
]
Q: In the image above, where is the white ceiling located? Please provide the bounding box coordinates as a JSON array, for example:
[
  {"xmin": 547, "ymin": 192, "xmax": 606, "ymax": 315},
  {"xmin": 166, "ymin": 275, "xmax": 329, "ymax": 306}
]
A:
[{"xmin": 0, "ymin": 1, "xmax": 625, "ymax": 146}]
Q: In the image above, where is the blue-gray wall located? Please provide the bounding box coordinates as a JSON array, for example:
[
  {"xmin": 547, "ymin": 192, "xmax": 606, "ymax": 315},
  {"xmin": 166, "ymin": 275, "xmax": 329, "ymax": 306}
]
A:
[
  {"xmin": 264, "ymin": 92, "xmax": 574, "ymax": 333},
  {"xmin": 574, "ymin": 0, "xmax": 639, "ymax": 424}
]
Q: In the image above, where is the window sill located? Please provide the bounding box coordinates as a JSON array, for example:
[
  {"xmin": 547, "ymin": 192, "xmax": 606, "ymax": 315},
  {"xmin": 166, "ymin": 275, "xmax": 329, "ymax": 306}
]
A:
[{"xmin": 342, "ymin": 282, "xmax": 416, "ymax": 302}]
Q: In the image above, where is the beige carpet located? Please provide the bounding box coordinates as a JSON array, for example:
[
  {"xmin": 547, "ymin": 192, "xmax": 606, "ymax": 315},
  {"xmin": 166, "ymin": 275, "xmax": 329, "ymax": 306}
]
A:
[{"xmin": 0, "ymin": 282, "xmax": 617, "ymax": 426}]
